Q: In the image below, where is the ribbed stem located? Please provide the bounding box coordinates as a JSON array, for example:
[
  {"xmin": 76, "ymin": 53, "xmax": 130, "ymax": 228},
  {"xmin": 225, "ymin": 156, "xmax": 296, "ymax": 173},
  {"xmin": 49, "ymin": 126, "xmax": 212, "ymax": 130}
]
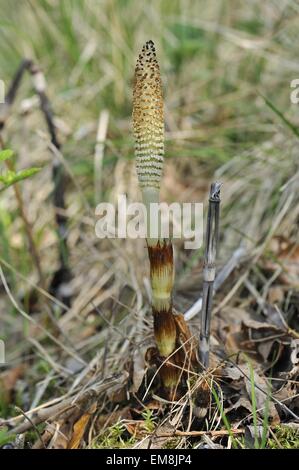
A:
[
  {"xmin": 148, "ymin": 240, "xmax": 182, "ymax": 397},
  {"xmin": 200, "ymin": 182, "xmax": 221, "ymax": 367},
  {"xmin": 147, "ymin": 240, "xmax": 176, "ymax": 356},
  {"xmin": 133, "ymin": 41, "xmax": 192, "ymax": 398}
]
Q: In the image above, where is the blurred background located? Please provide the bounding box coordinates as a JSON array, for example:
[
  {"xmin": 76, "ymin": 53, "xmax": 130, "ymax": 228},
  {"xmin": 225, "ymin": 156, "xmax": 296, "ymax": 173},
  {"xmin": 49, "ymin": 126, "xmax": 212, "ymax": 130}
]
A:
[{"xmin": 0, "ymin": 0, "xmax": 298, "ymax": 242}]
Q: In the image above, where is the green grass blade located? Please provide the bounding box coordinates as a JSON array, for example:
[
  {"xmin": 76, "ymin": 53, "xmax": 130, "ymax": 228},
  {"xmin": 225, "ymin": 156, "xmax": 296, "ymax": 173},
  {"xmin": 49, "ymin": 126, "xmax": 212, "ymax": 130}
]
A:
[
  {"xmin": 261, "ymin": 93, "xmax": 299, "ymax": 139},
  {"xmin": 211, "ymin": 385, "xmax": 239, "ymax": 449},
  {"xmin": 249, "ymin": 361, "xmax": 259, "ymax": 449}
]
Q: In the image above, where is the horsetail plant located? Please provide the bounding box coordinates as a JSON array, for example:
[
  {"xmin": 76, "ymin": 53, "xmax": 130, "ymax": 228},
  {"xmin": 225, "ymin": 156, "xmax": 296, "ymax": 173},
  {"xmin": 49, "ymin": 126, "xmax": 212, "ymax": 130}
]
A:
[{"xmin": 133, "ymin": 41, "xmax": 194, "ymax": 398}]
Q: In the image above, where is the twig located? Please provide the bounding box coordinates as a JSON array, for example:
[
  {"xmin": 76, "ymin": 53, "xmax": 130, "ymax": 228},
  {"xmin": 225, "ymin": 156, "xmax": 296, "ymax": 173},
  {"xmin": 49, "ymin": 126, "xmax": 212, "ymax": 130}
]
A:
[
  {"xmin": 157, "ymin": 428, "xmax": 244, "ymax": 438},
  {"xmin": 0, "ymin": 59, "xmax": 31, "ymax": 130},
  {"xmin": 1, "ymin": 373, "xmax": 125, "ymax": 434},
  {"xmin": 274, "ymin": 305, "xmax": 299, "ymax": 339},
  {"xmin": 200, "ymin": 182, "xmax": 221, "ymax": 368},
  {"xmin": 14, "ymin": 406, "xmax": 46, "ymax": 449}
]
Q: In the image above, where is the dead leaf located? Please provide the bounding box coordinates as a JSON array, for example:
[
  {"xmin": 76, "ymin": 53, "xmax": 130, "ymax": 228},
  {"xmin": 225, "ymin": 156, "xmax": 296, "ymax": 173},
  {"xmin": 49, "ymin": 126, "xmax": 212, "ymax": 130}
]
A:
[
  {"xmin": 132, "ymin": 347, "xmax": 147, "ymax": 393},
  {"xmin": 256, "ymin": 340, "xmax": 276, "ymax": 363},
  {"xmin": 174, "ymin": 312, "xmax": 197, "ymax": 364},
  {"xmin": 242, "ymin": 318, "xmax": 282, "ymax": 334},
  {"xmin": 68, "ymin": 412, "xmax": 92, "ymax": 449},
  {"xmin": 106, "ymin": 371, "xmax": 129, "ymax": 402},
  {"xmin": 48, "ymin": 422, "xmax": 71, "ymax": 449},
  {"xmin": 244, "ymin": 425, "xmax": 268, "ymax": 448},
  {"xmin": 226, "ymin": 396, "xmax": 253, "ymax": 414},
  {"xmin": 222, "ymin": 364, "xmax": 244, "ymax": 381}
]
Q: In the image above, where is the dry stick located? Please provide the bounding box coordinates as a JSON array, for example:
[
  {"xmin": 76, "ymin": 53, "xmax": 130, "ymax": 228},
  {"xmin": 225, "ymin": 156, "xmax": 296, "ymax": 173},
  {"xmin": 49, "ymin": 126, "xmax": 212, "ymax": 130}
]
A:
[
  {"xmin": 200, "ymin": 182, "xmax": 221, "ymax": 368},
  {"xmin": 156, "ymin": 428, "xmax": 244, "ymax": 438},
  {"xmin": 2, "ymin": 373, "xmax": 125, "ymax": 435},
  {"xmin": 0, "ymin": 59, "xmax": 31, "ymax": 128},
  {"xmin": 14, "ymin": 406, "xmax": 46, "ymax": 449}
]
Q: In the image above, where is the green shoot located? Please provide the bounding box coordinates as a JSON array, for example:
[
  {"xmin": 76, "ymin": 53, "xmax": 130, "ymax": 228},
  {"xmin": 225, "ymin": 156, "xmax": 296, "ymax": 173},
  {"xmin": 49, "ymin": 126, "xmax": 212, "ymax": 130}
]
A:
[{"xmin": 211, "ymin": 384, "xmax": 240, "ymax": 449}]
